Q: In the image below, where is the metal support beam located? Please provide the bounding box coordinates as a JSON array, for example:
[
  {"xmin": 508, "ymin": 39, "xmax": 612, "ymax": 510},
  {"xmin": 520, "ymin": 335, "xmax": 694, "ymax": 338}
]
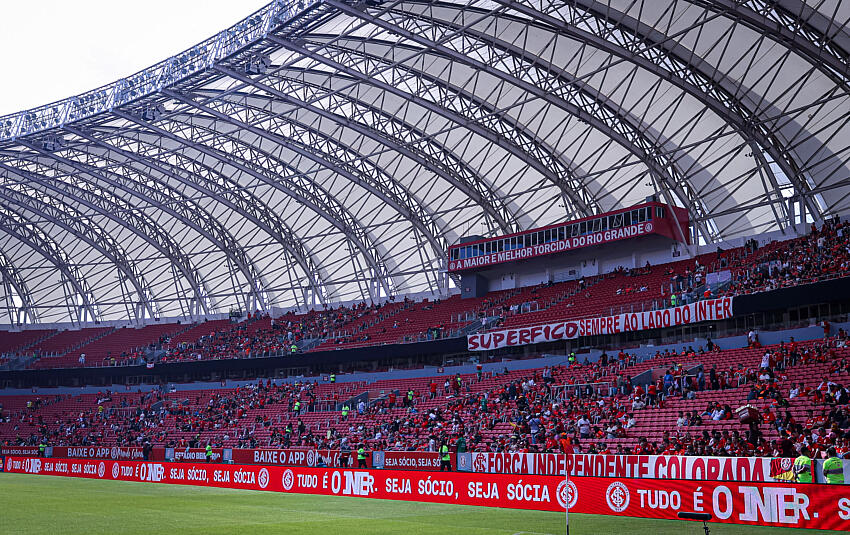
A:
[
  {"xmin": 9, "ymin": 136, "xmax": 264, "ymax": 314},
  {"xmin": 330, "ymin": 2, "xmax": 718, "ymax": 241},
  {"xmin": 326, "ymin": 0, "xmax": 599, "ymax": 218},
  {"xmin": 692, "ymin": 0, "xmax": 850, "ymax": 93},
  {"xmin": 0, "ymin": 248, "xmax": 36, "ymax": 324},
  {"xmin": 215, "ymin": 64, "xmax": 516, "ymax": 235},
  {"xmin": 159, "ymin": 110, "xmax": 392, "ymax": 300},
  {"xmin": 495, "ymin": 0, "xmax": 827, "ymax": 227},
  {"xmin": 66, "ymin": 125, "xmax": 327, "ymax": 307},
  {"xmin": 164, "ymin": 88, "xmax": 447, "ymax": 275},
  {"xmin": 0, "ymin": 207, "xmax": 97, "ymax": 325},
  {"xmin": 0, "ymin": 173, "xmax": 157, "ymax": 322},
  {"xmin": 0, "ymin": 150, "xmax": 212, "ymax": 318},
  {"xmin": 5, "ymin": 147, "xmax": 159, "ymax": 321},
  {"xmin": 267, "ymin": 33, "xmax": 595, "ymax": 222},
  {"xmin": 115, "ymin": 108, "xmax": 393, "ymax": 301},
  {"xmin": 186, "ymin": 91, "xmax": 448, "ymax": 293},
  {"xmin": 0, "ymin": 0, "xmax": 327, "ymax": 142},
  {"xmin": 411, "ymin": 4, "xmax": 716, "ymax": 234}
]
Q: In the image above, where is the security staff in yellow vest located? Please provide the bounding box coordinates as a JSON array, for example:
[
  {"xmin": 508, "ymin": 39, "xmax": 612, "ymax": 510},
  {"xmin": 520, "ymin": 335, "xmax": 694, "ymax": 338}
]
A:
[
  {"xmin": 205, "ymin": 444, "xmax": 213, "ymax": 463},
  {"xmin": 568, "ymin": 353, "xmax": 576, "ymax": 367},
  {"xmin": 357, "ymin": 444, "xmax": 368, "ymax": 469},
  {"xmin": 290, "ymin": 343, "xmax": 297, "ymax": 354},
  {"xmin": 330, "ymin": 373, "xmax": 336, "ymax": 383},
  {"xmin": 293, "ymin": 400, "xmax": 301, "ymax": 414},
  {"xmin": 823, "ymin": 447, "xmax": 844, "ymax": 484},
  {"xmin": 439, "ymin": 442, "xmax": 451, "ymax": 472},
  {"xmin": 794, "ymin": 445, "xmax": 813, "ymax": 483},
  {"xmin": 341, "ymin": 404, "xmax": 350, "ymax": 421}
]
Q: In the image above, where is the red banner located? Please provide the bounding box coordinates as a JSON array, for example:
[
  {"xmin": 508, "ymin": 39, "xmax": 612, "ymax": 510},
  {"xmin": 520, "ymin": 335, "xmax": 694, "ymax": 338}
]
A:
[
  {"xmin": 23, "ymin": 446, "xmax": 843, "ymax": 483},
  {"xmin": 462, "ymin": 452, "xmax": 564, "ymax": 476},
  {"xmin": 572, "ymin": 476, "xmax": 850, "ymax": 530},
  {"xmin": 4, "ymin": 456, "xmax": 849, "ymax": 530},
  {"xmin": 449, "ymin": 222, "xmax": 657, "ymax": 271},
  {"xmin": 14, "ymin": 445, "xmax": 845, "ymax": 483},
  {"xmin": 467, "ymin": 297, "xmax": 733, "ymax": 350}
]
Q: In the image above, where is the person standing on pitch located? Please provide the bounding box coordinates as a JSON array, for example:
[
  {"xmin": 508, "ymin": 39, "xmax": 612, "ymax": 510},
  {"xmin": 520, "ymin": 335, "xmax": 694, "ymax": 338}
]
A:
[
  {"xmin": 439, "ymin": 441, "xmax": 451, "ymax": 471},
  {"xmin": 357, "ymin": 443, "xmax": 368, "ymax": 469},
  {"xmin": 823, "ymin": 447, "xmax": 844, "ymax": 484},
  {"xmin": 339, "ymin": 438, "xmax": 351, "ymax": 467},
  {"xmin": 794, "ymin": 445, "xmax": 813, "ymax": 483}
]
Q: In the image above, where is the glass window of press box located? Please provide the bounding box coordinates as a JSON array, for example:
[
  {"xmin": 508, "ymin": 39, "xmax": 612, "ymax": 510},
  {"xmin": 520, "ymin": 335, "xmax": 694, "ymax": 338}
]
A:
[{"xmin": 450, "ymin": 206, "xmax": 661, "ymax": 261}]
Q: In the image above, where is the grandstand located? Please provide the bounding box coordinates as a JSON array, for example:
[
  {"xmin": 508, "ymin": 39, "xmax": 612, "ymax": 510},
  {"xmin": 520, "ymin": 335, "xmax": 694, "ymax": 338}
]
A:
[
  {"xmin": 1, "ymin": 1, "xmax": 849, "ymax": 533},
  {"xmin": 3, "ymin": 221, "xmax": 846, "ymax": 369},
  {"xmin": 0, "ymin": 218, "xmax": 845, "ymax": 369},
  {"xmin": 2, "ymin": 331, "xmax": 849, "ymax": 454}
]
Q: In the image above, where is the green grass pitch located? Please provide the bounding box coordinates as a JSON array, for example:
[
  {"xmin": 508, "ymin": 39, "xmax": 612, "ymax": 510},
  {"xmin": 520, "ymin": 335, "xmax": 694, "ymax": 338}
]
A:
[{"xmin": 0, "ymin": 472, "xmax": 838, "ymax": 534}]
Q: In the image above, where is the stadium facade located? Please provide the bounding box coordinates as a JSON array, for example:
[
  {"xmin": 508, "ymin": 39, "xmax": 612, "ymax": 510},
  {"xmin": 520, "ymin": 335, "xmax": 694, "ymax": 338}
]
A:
[{"xmin": 0, "ymin": 0, "xmax": 848, "ymax": 326}]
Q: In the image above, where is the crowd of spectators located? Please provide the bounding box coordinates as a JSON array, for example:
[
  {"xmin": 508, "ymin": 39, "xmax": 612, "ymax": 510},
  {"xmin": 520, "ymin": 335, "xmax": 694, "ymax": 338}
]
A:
[
  {"xmin": 724, "ymin": 218, "xmax": 850, "ymax": 295},
  {"xmin": 276, "ymin": 334, "xmax": 848, "ymax": 460},
  {"xmin": 161, "ymin": 317, "xmax": 291, "ymax": 363},
  {"xmin": 161, "ymin": 300, "xmax": 409, "ymax": 362},
  {"xmin": 481, "ymin": 220, "xmax": 850, "ymax": 335},
  {"xmin": 5, "ymin": 332, "xmax": 847, "ymax": 463},
  {"xmin": 8, "ymin": 221, "xmax": 847, "ymax": 370}
]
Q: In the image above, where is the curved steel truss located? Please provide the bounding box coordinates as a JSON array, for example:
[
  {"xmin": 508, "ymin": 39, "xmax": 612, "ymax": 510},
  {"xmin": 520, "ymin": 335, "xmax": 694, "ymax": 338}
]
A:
[{"xmin": 0, "ymin": 0, "xmax": 847, "ymax": 323}]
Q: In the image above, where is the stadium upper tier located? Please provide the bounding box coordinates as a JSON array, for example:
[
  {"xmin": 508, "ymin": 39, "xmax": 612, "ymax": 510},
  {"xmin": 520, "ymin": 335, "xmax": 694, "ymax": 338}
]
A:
[
  {"xmin": 0, "ymin": 0, "xmax": 848, "ymax": 325},
  {"xmin": 1, "ymin": 332, "xmax": 848, "ymax": 460},
  {"xmin": 2, "ymin": 219, "xmax": 847, "ymax": 370}
]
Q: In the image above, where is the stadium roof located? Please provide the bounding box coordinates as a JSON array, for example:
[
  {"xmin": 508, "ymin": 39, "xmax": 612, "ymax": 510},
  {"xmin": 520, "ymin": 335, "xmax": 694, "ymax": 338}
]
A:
[{"xmin": 0, "ymin": 0, "xmax": 848, "ymax": 325}]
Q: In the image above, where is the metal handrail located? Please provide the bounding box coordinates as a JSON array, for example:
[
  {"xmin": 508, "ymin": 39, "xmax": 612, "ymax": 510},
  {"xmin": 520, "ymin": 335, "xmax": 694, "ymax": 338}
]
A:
[{"xmin": 551, "ymin": 381, "xmax": 614, "ymax": 400}]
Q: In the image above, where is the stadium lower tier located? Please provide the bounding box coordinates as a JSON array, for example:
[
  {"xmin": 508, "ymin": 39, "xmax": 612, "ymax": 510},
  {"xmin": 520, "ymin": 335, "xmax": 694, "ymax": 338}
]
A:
[
  {"xmin": 2, "ymin": 334, "xmax": 848, "ymax": 460},
  {"xmin": 3, "ymin": 456, "xmax": 848, "ymax": 531}
]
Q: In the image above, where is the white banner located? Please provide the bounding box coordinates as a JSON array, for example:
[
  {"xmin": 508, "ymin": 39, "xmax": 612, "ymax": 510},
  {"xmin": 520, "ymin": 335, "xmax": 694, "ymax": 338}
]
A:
[
  {"xmin": 467, "ymin": 297, "xmax": 733, "ymax": 351},
  {"xmin": 458, "ymin": 452, "xmax": 848, "ymax": 484}
]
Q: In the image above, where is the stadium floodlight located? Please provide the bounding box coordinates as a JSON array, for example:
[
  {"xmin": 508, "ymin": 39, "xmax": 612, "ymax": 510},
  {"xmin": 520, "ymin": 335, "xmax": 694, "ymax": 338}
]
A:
[
  {"xmin": 244, "ymin": 54, "xmax": 272, "ymax": 75},
  {"xmin": 40, "ymin": 135, "xmax": 66, "ymax": 152},
  {"xmin": 141, "ymin": 104, "xmax": 166, "ymax": 122}
]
